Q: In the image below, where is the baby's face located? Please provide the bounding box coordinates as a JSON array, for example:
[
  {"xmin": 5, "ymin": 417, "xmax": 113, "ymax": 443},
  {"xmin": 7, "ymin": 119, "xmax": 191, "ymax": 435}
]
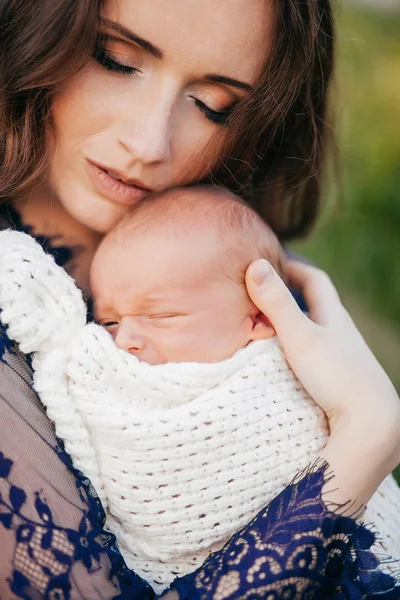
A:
[{"xmin": 91, "ymin": 230, "xmax": 272, "ymax": 365}]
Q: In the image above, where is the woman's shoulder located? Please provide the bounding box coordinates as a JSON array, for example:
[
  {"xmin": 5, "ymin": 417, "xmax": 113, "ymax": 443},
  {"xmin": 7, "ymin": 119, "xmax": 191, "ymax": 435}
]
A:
[{"xmin": 0, "ymin": 201, "xmax": 75, "ymax": 268}]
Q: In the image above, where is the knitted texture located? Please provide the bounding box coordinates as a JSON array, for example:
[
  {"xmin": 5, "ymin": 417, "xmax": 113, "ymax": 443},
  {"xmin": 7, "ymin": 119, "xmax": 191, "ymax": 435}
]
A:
[{"xmin": 0, "ymin": 230, "xmax": 399, "ymax": 594}]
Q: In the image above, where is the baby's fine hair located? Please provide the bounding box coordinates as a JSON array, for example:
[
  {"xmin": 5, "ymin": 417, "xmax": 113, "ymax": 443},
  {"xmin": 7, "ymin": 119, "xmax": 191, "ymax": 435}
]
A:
[{"xmin": 106, "ymin": 185, "xmax": 286, "ymax": 284}]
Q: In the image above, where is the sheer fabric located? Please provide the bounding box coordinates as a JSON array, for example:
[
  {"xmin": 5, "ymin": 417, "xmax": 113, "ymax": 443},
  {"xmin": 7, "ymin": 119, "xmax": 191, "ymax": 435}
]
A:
[{"xmin": 0, "ymin": 344, "xmax": 154, "ymax": 599}]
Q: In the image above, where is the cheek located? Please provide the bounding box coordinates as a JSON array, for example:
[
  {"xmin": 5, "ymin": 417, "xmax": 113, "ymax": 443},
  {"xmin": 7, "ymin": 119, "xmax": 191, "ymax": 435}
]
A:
[
  {"xmin": 172, "ymin": 129, "xmax": 227, "ymax": 186},
  {"xmin": 209, "ymin": 305, "xmax": 250, "ymax": 341},
  {"xmin": 51, "ymin": 67, "xmax": 119, "ymax": 157}
]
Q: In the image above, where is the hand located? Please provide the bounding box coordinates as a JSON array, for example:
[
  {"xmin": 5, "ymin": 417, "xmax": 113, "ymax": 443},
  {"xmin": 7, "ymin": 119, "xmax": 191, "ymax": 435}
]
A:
[{"xmin": 246, "ymin": 259, "xmax": 400, "ymax": 504}]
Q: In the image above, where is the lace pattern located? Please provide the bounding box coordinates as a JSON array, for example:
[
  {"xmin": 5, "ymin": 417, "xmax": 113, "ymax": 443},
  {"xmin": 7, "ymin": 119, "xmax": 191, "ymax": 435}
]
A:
[
  {"xmin": 0, "ymin": 449, "xmax": 153, "ymax": 600},
  {"xmin": 2, "ymin": 431, "xmax": 399, "ymax": 599},
  {"xmin": 168, "ymin": 467, "xmax": 400, "ymax": 599}
]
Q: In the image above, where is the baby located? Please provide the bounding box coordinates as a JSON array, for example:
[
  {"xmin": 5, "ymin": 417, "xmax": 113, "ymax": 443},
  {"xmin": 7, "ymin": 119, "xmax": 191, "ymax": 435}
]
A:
[
  {"xmin": 90, "ymin": 185, "xmax": 284, "ymax": 365},
  {"xmin": 0, "ymin": 185, "xmax": 399, "ymax": 594}
]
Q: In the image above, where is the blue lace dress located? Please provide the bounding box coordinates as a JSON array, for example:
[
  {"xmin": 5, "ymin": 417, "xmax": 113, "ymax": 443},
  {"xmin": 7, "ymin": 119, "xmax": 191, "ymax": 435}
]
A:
[{"xmin": 0, "ymin": 203, "xmax": 399, "ymax": 600}]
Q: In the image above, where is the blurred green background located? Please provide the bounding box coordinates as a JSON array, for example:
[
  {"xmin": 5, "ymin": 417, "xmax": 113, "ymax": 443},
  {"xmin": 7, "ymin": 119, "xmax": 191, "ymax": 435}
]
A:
[{"xmin": 291, "ymin": 2, "xmax": 400, "ymax": 482}]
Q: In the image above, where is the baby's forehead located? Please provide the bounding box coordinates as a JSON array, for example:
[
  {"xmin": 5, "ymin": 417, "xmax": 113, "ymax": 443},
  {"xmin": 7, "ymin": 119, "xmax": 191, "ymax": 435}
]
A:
[
  {"xmin": 111, "ymin": 187, "xmax": 257, "ymax": 237},
  {"xmin": 93, "ymin": 234, "xmax": 246, "ymax": 317},
  {"xmin": 100, "ymin": 186, "xmax": 283, "ymax": 281},
  {"xmin": 95, "ymin": 235, "xmax": 244, "ymax": 311}
]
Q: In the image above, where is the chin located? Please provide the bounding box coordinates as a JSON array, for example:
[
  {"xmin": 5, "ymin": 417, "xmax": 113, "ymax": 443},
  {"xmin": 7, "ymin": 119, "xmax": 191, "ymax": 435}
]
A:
[{"xmin": 59, "ymin": 190, "xmax": 130, "ymax": 234}]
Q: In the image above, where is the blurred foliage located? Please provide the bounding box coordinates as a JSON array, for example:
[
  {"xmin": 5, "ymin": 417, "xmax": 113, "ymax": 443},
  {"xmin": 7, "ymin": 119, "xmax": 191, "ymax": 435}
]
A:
[
  {"xmin": 295, "ymin": 4, "xmax": 400, "ymax": 325},
  {"xmin": 291, "ymin": 5, "xmax": 400, "ymax": 481}
]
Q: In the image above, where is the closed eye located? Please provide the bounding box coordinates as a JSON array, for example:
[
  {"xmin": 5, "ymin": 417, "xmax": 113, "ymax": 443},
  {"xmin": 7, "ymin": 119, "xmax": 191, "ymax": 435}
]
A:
[
  {"xmin": 192, "ymin": 98, "xmax": 234, "ymax": 125},
  {"xmin": 94, "ymin": 42, "xmax": 233, "ymax": 126},
  {"xmin": 99, "ymin": 320, "xmax": 119, "ymax": 328},
  {"xmin": 94, "ymin": 45, "xmax": 140, "ymax": 76},
  {"xmin": 149, "ymin": 314, "xmax": 183, "ymax": 320}
]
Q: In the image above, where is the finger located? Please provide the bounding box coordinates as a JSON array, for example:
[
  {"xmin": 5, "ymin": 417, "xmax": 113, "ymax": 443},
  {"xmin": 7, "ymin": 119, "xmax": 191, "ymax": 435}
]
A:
[
  {"xmin": 246, "ymin": 259, "xmax": 310, "ymax": 344},
  {"xmin": 286, "ymin": 261, "xmax": 343, "ymax": 324}
]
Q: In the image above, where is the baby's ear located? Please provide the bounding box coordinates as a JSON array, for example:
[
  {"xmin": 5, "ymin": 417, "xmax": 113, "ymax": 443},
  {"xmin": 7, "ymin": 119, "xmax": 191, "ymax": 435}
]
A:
[{"xmin": 249, "ymin": 311, "xmax": 275, "ymax": 341}]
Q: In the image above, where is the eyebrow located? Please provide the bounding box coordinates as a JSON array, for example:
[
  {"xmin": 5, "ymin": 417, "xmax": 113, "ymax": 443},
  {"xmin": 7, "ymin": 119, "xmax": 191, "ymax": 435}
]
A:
[
  {"xmin": 101, "ymin": 19, "xmax": 253, "ymax": 93},
  {"xmin": 101, "ymin": 18, "xmax": 163, "ymax": 59},
  {"xmin": 204, "ymin": 74, "xmax": 252, "ymax": 93}
]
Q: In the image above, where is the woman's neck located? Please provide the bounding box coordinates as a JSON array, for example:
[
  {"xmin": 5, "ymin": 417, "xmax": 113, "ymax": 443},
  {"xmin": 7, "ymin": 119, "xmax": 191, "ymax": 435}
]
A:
[{"xmin": 14, "ymin": 191, "xmax": 102, "ymax": 297}]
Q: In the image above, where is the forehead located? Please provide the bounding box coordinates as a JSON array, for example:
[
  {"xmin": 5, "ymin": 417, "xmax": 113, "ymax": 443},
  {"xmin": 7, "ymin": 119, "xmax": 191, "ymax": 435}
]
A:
[
  {"xmin": 105, "ymin": 0, "xmax": 274, "ymax": 83},
  {"xmin": 99, "ymin": 226, "xmax": 220, "ymax": 279},
  {"xmin": 92, "ymin": 226, "xmax": 232, "ymax": 306}
]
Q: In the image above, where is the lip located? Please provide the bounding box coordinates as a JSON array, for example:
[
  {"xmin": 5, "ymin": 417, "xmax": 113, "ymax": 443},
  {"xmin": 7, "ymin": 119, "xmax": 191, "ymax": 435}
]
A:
[{"xmin": 86, "ymin": 160, "xmax": 153, "ymax": 206}]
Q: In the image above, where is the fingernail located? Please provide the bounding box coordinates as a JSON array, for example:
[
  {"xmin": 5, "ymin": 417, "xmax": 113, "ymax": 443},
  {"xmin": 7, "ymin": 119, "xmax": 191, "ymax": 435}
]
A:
[{"xmin": 251, "ymin": 260, "xmax": 272, "ymax": 287}]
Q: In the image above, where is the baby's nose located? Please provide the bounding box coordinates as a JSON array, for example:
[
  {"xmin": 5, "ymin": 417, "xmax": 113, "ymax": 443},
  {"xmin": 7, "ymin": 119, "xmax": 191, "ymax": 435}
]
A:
[
  {"xmin": 114, "ymin": 321, "xmax": 146, "ymax": 355},
  {"xmin": 115, "ymin": 335, "xmax": 147, "ymax": 355}
]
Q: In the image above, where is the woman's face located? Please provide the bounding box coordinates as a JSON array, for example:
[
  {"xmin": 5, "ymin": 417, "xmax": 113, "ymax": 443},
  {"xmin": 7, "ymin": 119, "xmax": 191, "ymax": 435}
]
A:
[{"xmin": 50, "ymin": 0, "xmax": 273, "ymax": 233}]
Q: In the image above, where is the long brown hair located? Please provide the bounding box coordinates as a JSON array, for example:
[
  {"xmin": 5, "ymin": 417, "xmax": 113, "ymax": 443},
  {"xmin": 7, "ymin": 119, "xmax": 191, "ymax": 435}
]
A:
[
  {"xmin": 213, "ymin": 1, "xmax": 335, "ymax": 240},
  {"xmin": 0, "ymin": 0, "xmax": 335, "ymax": 241}
]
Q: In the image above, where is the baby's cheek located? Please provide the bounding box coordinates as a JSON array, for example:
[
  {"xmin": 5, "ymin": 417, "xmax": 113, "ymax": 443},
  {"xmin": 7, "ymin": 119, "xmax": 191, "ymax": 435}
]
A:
[
  {"xmin": 151, "ymin": 327, "xmax": 188, "ymax": 363},
  {"xmin": 199, "ymin": 323, "xmax": 247, "ymax": 362},
  {"xmin": 216, "ymin": 317, "xmax": 253, "ymax": 358}
]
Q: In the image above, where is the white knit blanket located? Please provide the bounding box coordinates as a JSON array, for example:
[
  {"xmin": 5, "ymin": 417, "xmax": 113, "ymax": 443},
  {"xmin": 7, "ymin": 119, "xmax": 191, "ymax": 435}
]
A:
[{"xmin": 0, "ymin": 230, "xmax": 399, "ymax": 594}]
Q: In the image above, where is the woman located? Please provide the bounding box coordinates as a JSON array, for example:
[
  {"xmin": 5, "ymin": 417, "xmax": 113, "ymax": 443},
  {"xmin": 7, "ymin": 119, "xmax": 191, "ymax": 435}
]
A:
[{"xmin": 0, "ymin": 0, "xmax": 399, "ymax": 598}]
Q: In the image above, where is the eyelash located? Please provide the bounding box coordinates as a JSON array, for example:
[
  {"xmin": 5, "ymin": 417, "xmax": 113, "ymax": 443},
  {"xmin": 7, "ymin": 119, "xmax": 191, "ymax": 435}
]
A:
[
  {"xmin": 192, "ymin": 98, "xmax": 231, "ymax": 125},
  {"xmin": 94, "ymin": 46, "xmax": 139, "ymax": 76},
  {"xmin": 99, "ymin": 315, "xmax": 179, "ymax": 326},
  {"xmin": 101, "ymin": 321, "xmax": 118, "ymax": 328},
  {"xmin": 94, "ymin": 45, "xmax": 231, "ymax": 126}
]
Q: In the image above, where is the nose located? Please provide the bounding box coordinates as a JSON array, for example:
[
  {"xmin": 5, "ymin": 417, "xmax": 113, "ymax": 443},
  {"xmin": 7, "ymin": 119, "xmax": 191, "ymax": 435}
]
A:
[
  {"xmin": 118, "ymin": 84, "xmax": 174, "ymax": 166},
  {"xmin": 114, "ymin": 318, "xmax": 146, "ymax": 356}
]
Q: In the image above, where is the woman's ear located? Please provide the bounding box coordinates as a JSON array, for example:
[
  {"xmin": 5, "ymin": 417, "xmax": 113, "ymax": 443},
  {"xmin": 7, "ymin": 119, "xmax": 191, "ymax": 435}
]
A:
[{"xmin": 249, "ymin": 311, "xmax": 276, "ymax": 341}]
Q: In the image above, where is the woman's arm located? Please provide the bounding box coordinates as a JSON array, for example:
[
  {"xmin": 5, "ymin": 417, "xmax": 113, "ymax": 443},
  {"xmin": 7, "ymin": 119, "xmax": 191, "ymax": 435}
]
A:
[
  {"xmin": 162, "ymin": 262, "xmax": 400, "ymax": 599},
  {"xmin": 246, "ymin": 259, "xmax": 400, "ymax": 508},
  {"xmin": 0, "ymin": 345, "xmax": 154, "ymax": 600},
  {"xmin": 161, "ymin": 462, "xmax": 400, "ymax": 600}
]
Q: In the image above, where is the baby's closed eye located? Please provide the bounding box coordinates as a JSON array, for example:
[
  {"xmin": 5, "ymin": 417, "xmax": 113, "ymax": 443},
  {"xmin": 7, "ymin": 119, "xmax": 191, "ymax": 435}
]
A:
[
  {"xmin": 147, "ymin": 314, "xmax": 188, "ymax": 328},
  {"xmin": 148, "ymin": 313, "xmax": 183, "ymax": 319},
  {"xmin": 96, "ymin": 314, "xmax": 185, "ymax": 331},
  {"xmin": 97, "ymin": 319, "xmax": 119, "ymax": 335}
]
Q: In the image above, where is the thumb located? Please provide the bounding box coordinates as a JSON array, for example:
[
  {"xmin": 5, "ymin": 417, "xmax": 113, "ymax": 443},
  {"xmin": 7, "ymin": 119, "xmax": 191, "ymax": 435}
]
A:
[{"xmin": 246, "ymin": 259, "xmax": 310, "ymax": 347}]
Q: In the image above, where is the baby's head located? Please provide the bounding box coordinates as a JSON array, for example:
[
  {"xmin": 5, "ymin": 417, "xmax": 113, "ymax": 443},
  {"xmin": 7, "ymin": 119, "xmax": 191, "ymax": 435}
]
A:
[{"xmin": 90, "ymin": 186, "xmax": 285, "ymax": 365}]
